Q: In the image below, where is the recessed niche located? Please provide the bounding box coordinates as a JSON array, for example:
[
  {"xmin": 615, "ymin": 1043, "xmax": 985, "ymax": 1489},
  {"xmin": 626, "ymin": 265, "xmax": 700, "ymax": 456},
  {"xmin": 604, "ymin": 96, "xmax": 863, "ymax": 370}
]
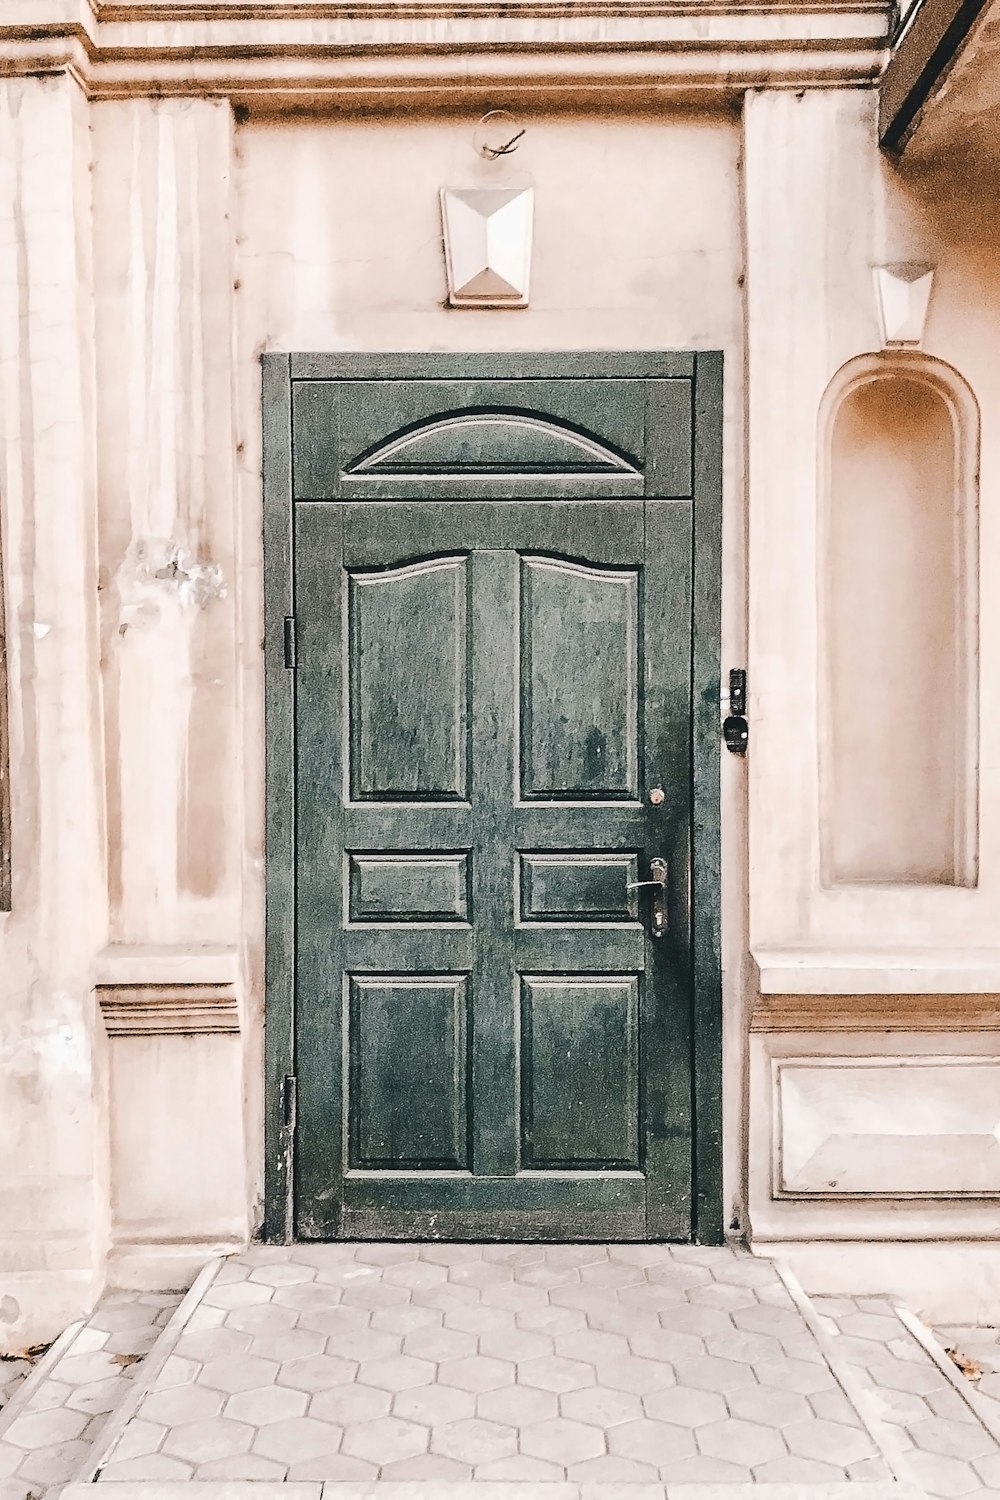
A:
[{"xmin": 820, "ymin": 353, "xmax": 978, "ymax": 887}]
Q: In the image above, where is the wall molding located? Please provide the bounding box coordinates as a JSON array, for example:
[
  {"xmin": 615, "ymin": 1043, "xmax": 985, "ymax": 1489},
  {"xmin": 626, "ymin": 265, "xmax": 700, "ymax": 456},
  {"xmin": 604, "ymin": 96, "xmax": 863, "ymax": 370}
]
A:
[
  {"xmin": 97, "ymin": 982, "xmax": 240, "ymax": 1034},
  {"xmin": 0, "ymin": 3, "xmax": 888, "ymax": 101},
  {"xmin": 752, "ymin": 991, "xmax": 1000, "ymax": 1031}
]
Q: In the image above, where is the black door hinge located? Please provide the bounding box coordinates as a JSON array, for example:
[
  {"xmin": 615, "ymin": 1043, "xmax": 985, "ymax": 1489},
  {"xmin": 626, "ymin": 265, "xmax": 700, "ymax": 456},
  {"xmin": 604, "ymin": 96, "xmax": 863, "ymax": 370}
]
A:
[
  {"xmin": 723, "ymin": 668, "xmax": 748, "ymax": 755},
  {"xmin": 283, "ymin": 616, "xmax": 297, "ymax": 670},
  {"xmin": 282, "ymin": 1073, "xmax": 297, "ymax": 1130}
]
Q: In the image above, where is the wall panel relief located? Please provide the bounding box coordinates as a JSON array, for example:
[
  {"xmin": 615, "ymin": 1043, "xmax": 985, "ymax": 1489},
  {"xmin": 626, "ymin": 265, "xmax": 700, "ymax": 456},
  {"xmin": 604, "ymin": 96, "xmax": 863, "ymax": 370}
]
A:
[{"xmin": 820, "ymin": 353, "xmax": 979, "ymax": 887}]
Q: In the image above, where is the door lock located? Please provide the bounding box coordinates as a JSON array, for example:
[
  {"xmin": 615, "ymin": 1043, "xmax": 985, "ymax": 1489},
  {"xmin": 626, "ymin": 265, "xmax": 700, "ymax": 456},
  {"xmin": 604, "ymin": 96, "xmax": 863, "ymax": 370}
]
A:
[{"xmin": 627, "ymin": 857, "xmax": 668, "ymax": 939}]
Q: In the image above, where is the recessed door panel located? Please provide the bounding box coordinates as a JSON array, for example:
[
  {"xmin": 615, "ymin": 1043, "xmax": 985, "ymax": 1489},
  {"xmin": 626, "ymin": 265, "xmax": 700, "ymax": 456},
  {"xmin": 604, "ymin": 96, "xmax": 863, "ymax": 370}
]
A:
[
  {"xmin": 519, "ymin": 852, "xmax": 639, "ymax": 923},
  {"xmin": 520, "ymin": 556, "xmax": 640, "ymax": 801},
  {"xmin": 520, "ymin": 975, "xmax": 640, "ymax": 1170},
  {"xmin": 347, "ymin": 853, "xmax": 470, "ymax": 925},
  {"xmin": 347, "ymin": 975, "xmax": 470, "ymax": 1171},
  {"xmin": 349, "ymin": 556, "xmax": 468, "ymax": 801}
]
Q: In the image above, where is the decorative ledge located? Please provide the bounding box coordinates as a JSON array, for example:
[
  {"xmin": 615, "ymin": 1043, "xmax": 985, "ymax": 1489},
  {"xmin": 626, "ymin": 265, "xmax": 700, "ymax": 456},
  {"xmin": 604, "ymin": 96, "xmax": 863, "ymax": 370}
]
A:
[
  {"xmin": 98, "ymin": 983, "xmax": 240, "ymax": 1035},
  {"xmin": 751, "ymin": 991, "xmax": 1000, "ymax": 1033},
  {"xmin": 753, "ymin": 948, "xmax": 1000, "ymax": 996},
  {"xmin": 95, "ymin": 945, "xmax": 241, "ymax": 1035}
]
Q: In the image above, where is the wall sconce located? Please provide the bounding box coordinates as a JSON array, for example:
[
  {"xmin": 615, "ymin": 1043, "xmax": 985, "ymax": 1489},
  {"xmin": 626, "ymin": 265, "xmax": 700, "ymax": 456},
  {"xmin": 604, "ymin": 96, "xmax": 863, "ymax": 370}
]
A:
[
  {"xmin": 873, "ymin": 262, "xmax": 935, "ymax": 348},
  {"xmin": 440, "ymin": 187, "xmax": 534, "ymax": 308}
]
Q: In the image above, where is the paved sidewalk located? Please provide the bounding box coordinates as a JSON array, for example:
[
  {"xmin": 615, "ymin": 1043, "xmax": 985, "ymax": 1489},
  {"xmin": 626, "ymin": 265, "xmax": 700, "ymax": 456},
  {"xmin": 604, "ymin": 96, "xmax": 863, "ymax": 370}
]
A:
[
  {"xmin": 92, "ymin": 1244, "xmax": 895, "ymax": 1486},
  {"xmin": 0, "ymin": 1292, "xmax": 182, "ymax": 1500}
]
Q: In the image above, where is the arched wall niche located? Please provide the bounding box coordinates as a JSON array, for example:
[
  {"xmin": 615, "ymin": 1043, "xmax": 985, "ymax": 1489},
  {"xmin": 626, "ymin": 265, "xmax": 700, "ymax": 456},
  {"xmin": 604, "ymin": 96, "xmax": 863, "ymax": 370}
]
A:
[{"xmin": 818, "ymin": 351, "xmax": 979, "ymax": 888}]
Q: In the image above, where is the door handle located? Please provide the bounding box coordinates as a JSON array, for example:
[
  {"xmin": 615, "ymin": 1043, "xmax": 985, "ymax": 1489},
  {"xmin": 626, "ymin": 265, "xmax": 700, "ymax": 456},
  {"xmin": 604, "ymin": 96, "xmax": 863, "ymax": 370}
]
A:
[{"xmin": 626, "ymin": 857, "xmax": 667, "ymax": 939}]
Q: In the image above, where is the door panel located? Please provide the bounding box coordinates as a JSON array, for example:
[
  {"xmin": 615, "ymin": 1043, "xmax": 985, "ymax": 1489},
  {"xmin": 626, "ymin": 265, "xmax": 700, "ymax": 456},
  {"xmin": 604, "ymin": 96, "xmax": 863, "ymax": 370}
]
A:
[
  {"xmin": 286, "ymin": 366, "xmax": 705, "ymax": 1242},
  {"xmin": 349, "ymin": 556, "xmax": 469, "ymax": 801},
  {"xmin": 520, "ymin": 555, "xmax": 640, "ymax": 800}
]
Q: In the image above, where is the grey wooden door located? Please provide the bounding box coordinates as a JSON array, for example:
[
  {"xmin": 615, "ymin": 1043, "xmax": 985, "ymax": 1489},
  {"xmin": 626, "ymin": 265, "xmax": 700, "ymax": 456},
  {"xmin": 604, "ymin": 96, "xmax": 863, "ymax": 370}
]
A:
[{"xmin": 264, "ymin": 353, "xmax": 723, "ymax": 1243}]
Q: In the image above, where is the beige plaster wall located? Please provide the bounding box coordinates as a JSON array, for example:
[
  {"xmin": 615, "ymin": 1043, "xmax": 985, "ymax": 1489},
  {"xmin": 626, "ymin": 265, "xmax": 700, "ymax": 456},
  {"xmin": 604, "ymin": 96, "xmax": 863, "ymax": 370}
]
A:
[
  {"xmin": 0, "ymin": 74, "xmax": 107, "ymax": 1351},
  {"xmin": 744, "ymin": 88, "xmax": 1000, "ymax": 1306}
]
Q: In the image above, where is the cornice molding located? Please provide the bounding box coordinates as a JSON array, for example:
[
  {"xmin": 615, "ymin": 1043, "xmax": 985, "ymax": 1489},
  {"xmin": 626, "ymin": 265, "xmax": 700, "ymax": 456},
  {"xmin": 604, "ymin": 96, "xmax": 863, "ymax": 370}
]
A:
[{"xmin": 0, "ymin": 1, "xmax": 889, "ymax": 101}]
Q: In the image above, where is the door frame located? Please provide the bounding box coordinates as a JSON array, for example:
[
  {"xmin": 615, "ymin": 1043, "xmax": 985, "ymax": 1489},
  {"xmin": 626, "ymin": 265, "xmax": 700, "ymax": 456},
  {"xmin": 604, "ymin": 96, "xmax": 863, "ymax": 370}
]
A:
[{"xmin": 261, "ymin": 350, "xmax": 724, "ymax": 1245}]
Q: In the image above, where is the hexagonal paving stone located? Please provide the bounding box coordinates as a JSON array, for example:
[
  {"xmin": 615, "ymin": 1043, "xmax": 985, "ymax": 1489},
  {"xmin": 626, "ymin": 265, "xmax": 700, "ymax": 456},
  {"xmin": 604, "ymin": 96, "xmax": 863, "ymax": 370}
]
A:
[
  {"xmin": 173, "ymin": 1328, "xmax": 252, "ymax": 1364},
  {"xmin": 475, "ymin": 1454, "xmax": 565, "ymax": 1481},
  {"xmin": 594, "ymin": 1354, "xmax": 676, "ymax": 1395},
  {"xmin": 253, "ymin": 1415, "xmax": 344, "ymax": 1463},
  {"xmin": 4, "ymin": 1407, "xmax": 89, "ymax": 1448},
  {"xmin": 521, "ymin": 1416, "xmax": 605, "ymax": 1466},
  {"xmin": 431, "ymin": 1416, "xmax": 518, "ymax": 1465},
  {"xmin": 608, "ymin": 1416, "xmax": 697, "ymax": 1466},
  {"xmin": 203, "ymin": 1281, "xmax": 274, "ymax": 1310},
  {"xmin": 555, "ymin": 1329, "xmax": 630, "ymax": 1364},
  {"xmin": 355, "ymin": 1245, "xmax": 417, "ymax": 1266},
  {"xmin": 273, "ymin": 1283, "xmax": 343, "ymax": 1313},
  {"xmin": 224, "ymin": 1303, "xmax": 299, "ymax": 1336},
  {"xmin": 908, "ymin": 1415, "xmax": 997, "ymax": 1461},
  {"xmin": 572, "ymin": 1454, "xmax": 660, "ymax": 1482},
  {"xmin": 372, "ymin": 1304, "xmax": 442, "ymax": 1335},
  {"xmin": 310, "ymin": 1382, "xmax": 391, "ymax": 1425},
  {"xmin": 162, "ymin": 1416, "xmax": 256, "ymax": 1464},
  {"xmin": 732, "ymin": 1302, "xmax": 806, "ymax": 1338},
  {"xmin": 382, "ymin": 1453, "xmax": 472, "ymax": 1480},
  {"xmin": 840, "ymin": 1311, "xmax": 907, "ymax": 1342},
  {"xmin": 439, "ymin": 1355, "xmax": 516, "ymax": 1392},
  {"xmin": 401, "ymin": 1325, "xmax": 477, "ymax": 1362},
  {"xmin": 478, "ymin": 1382, "xmax": 559, "ymax": 1426},
  {"xmin": 754, "ymin": 1454, "xmax": 846, "ymax": 1482},
  {"xmin": 249, "ymin": 1263, "xmax": 315, "ymax": 1288},
  {"xmin": 518, "ymin": 1355, "xmax": 596, "ymax": 1394},
  {"xmin": 705, "ymin": 1329, "xmax": 785, "ymax": 1364},
  {"xmin": 672, "ymin": 1353, "xmax": 757, "ymax": 1393},
  {"xmin": 195, "ymin": 1454, "xmax": 288, "ymax": 1480},
  {"xmin": 561, "ymin": 1385, "xmax": 643, "ymax": 1427},
  {"xmin": 689, "ymin": 1282, "xmax": 760, "ymax": 1312},
  {"xmin": 642, "ymin": 1385, "xmax": 728, "ymax": 1427},
  {"xmin": 479, "ymin": 1326, "xmax": 554, "ymax": 1362},
  {"xmin": 578, "ymin": 1262, "xmax": 645, "ymax": 1288},
  {"xmin": 697, "ymin": 1416, "xmax": 787, "ymax": 1468},
  {"xmin": 660, "ymin": 1304, "xmax": 735, "ymax": 1339},
  {"xmin": 481, "ymin": 1283, "xmax": 549, "ymax": 1312},
  {"xmin": 784, "ymin": 1417, "xmax": 879, "ymax": 1466},
  {"xmin": 755, "ymin": 1356, "xmax": 838, "ymax": 1395},
  {"xmin": 629, "ymin": 1327, "xmax": 704, "ymax": 1362},
  {"xmin": 516, "ymin": 1305, "xmax": 587, "ymax": 1335},
  {"xmin": 110, "ymin": 1419, "xmax": 168, "ymax": 1462},
  {"xmin": 727, "ymin": 1382, "xmax": 813, "ymax": 1427},
  {"xmin": 200, "ymin": 1353, "xmax": 281, "ymax": 1394},
  {"xmin": 392, "ymin": 1382, "xmax": 476, "ymax": 1426},
  {"xmin": 276, "ymin": 1353, "xmax": 356, "ymax": 1392},
  {"xmin": 141, "ymin": 1384, "xmax": 225, "ymax": 1425},
  {"xmin": 224, "ymin": 1384, "xmax": 309, "ymax": 1426},
  {"xmin": 342, "ymin": 1415, "xmax": 429, "ymax": 1464},
  {"xmin": 247, "ymin": 1328, "xmax": 327, "ymax": 1364},
  {"xmin": 359, "ymin": 1354, "xmax": 435, "ymax": 1393},
  {"xmin": 382, "ymin": 1262, "xmax": 448, "ymax": 1289}
]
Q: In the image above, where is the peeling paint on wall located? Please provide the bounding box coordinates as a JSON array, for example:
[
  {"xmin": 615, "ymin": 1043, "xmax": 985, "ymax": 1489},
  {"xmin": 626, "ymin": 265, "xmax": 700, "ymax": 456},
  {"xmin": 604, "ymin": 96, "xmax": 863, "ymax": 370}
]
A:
[{"xmin": 116, "ymin": 539, "xmax": 226, "ymax": 632}]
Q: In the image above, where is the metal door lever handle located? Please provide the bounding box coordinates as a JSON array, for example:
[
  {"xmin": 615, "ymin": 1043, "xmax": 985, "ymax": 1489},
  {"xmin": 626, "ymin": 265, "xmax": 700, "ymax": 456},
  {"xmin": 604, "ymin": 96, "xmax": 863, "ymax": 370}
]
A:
[{"xmin": 626, "ymin": 858, "xmax": 667, "ymax": 939}]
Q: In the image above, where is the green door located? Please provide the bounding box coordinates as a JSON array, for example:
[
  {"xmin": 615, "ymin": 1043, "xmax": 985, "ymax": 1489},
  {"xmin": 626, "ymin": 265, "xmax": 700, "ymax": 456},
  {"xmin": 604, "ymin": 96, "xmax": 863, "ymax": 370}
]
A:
[{"xmin": 264, "ymin": 353, "xmax": 723, "ymax": 1243}]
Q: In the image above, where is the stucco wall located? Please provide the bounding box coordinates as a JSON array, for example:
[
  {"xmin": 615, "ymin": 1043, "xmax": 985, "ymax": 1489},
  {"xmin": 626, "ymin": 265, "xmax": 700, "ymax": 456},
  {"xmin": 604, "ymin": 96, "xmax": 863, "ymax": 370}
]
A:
[{"xmin": 4, "ymin": 69, "xmax": 1000, "ymax": 1342}]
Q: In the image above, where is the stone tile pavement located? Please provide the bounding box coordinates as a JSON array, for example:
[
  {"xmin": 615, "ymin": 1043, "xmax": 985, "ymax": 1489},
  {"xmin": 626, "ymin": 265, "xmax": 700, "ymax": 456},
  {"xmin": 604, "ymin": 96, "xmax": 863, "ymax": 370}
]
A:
[
  {"xmin": 811, "ymin": 1293, "xmax": 1000, "ymax": 1497},
  {"xmin": 3, "ymin": 1246, "xmax": 1000, "ymax": 1496},
  {"xmin": 0, "ymin": 1291, "xmax": 182, "ymax": 1500},
  {"xmin": 91, "ymin": 1244, "xmax": 897, "ymax": 1486}
]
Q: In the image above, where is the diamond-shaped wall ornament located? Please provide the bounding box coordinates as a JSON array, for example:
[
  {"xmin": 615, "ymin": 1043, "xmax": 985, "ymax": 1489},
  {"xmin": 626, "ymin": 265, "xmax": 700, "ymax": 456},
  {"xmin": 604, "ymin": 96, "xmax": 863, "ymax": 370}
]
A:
[
  {"xmin": 873, "ymin": 262, "xmax": 935, "ymax": 348},
  {"xmin": 440, "ymin": 186, "xmax": 534, "ymax": 308}
]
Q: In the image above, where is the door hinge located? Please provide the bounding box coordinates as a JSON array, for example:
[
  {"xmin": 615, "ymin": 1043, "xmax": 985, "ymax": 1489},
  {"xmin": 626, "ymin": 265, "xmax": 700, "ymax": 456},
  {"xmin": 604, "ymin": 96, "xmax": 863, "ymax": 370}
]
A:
[
  {"xmin": 723, "ymin": 667, "xmax": 748, "ymax": 755},
  {"xmin": 283, "ymin": 616, "xmax": 297, "ymax": 670},
  {"xmin": 282, "ymin": 1073, "xmax": 297, "ymax": 1130}
]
